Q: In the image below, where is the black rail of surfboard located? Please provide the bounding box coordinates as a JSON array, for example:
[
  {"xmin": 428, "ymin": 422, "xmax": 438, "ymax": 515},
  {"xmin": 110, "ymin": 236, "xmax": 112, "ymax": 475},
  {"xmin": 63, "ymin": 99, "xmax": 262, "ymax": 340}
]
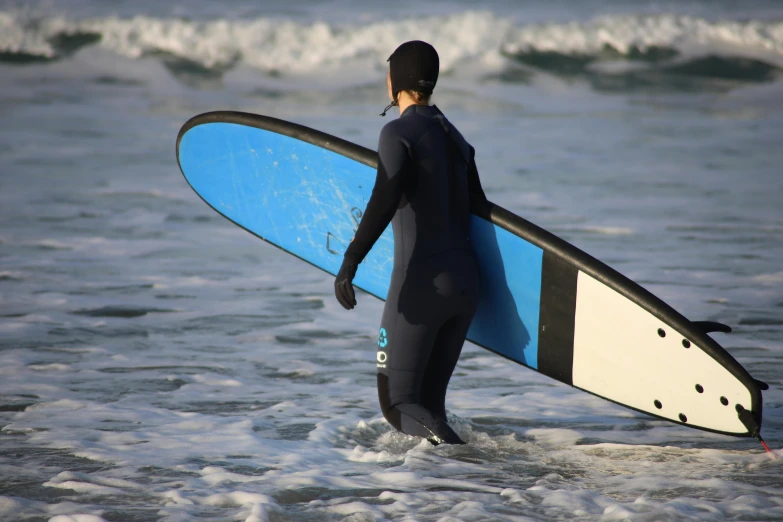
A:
[{"xmin": 176, "ymin": 110, "xmax": 763, "ymax": 438}]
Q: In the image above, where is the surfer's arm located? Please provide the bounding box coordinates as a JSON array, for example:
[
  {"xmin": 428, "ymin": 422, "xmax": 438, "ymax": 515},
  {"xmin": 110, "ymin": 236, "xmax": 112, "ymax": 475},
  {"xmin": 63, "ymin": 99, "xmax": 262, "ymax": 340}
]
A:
[
  {"xmin": 343, "ymin": 127, "xmax": 408, "ymax": 265},
  {"xmin": 467, "ymin": 145, "xmax": 488, "ymax": 210}
]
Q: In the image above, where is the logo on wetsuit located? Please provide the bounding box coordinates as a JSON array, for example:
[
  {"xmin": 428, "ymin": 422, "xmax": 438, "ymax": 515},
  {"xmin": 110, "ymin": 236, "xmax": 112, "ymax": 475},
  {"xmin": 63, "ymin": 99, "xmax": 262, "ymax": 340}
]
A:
[{"xmin": 377, "ymin": 327, "xmax": 388, "ymax": 368}]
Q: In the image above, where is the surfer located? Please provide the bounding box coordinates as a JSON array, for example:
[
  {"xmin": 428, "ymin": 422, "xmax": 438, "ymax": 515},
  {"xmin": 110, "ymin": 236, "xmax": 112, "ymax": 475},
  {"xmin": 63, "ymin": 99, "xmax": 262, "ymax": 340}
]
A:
[{"xmin": 334, "ymin": 41, "xmax": 488, "ymax": 445}]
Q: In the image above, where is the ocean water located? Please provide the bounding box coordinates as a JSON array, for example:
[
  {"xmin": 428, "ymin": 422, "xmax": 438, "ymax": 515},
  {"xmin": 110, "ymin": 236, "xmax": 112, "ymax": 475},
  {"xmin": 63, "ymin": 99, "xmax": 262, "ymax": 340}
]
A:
[{"xmin": 1, "ymin": 0, "xmax": 782, "ymax": 520}]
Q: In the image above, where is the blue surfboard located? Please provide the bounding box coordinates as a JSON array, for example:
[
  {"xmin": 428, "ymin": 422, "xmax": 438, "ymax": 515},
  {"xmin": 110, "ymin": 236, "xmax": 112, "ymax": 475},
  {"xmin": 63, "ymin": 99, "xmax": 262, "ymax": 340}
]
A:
[{"xmin": 177, "ymin": 111, "xmax": 765, "ymax": 438}]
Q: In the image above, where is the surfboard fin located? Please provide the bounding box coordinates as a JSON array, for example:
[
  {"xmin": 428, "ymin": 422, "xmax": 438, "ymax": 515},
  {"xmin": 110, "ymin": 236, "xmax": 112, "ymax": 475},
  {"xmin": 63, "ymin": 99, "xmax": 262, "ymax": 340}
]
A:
[
  {"xmin": 737, "ymin": 406, "xmax": 759, "ymax": 438},
  {"xmin": 691, "ymin": 320, "xmax": 732, "ymax": 334},
  {"xmin": 691, "ymin": 321, "xmax": 768, "ymax": 390}
]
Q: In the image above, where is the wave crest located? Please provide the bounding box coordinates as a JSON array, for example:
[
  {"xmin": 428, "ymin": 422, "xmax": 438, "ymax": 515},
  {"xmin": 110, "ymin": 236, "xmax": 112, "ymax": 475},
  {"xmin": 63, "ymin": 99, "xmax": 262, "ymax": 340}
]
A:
[{"xmin": 1, "ymin": 10, "xmax": 781, "ymax": 81}]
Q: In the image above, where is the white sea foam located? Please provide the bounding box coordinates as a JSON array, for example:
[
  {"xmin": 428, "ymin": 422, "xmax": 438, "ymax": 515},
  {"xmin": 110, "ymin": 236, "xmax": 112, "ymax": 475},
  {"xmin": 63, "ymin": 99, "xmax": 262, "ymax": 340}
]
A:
[
  {"xmin": 752, "ymin": 270, "xmax": 783, "ymax": 284},
  {"xmin": 502, "ymin": 14, "xmax": 783, "ymax": 58},
  {"xmin": 0, "ymin": 496, "xmax": 32, "ymax": 516},
  {"xmin": 191, "ymin": 374, "xmax": 244, "ymax": 387},
  {"xmin": 2, "ymin": 10, "xmax": 782, "ymax": 74},
  {"xmin": 28, "ymin": 363, "xmax": 72, "ymax": 371},
  {"xmin": 44, "ymin": 471, "xmax": 143, "ymax": 494},
  {"xmin": 555, "ymin": 225, "xmax": 635, "ymax": 235},
  {"xmin": 49, "ymin": 515, "xmax": 108, "ymax": 522},
  {"xmin": 525, "ymin": 427, "xmax": 583, "ymax": 446},
  {"xmin": 24, "ymin": 239, "xmax": 74, "ymax": 250},
  {"xmin": 0, "ymin": 11, "xmax": 55, "ymax": 57}
]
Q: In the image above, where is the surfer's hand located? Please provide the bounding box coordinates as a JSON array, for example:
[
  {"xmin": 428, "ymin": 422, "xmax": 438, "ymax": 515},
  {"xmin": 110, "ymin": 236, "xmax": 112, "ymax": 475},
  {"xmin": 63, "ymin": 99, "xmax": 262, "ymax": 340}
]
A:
[{"xmin": 335, "ymin": 258, "xmax": 358, "ymax": 310}]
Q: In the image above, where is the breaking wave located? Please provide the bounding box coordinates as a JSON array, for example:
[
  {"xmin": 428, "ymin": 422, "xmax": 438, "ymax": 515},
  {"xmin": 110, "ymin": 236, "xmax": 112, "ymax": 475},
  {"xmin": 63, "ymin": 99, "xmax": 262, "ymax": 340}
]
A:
[{"xmin": 1, "ymin": 10, "xmax": 781, "ymax": 84}]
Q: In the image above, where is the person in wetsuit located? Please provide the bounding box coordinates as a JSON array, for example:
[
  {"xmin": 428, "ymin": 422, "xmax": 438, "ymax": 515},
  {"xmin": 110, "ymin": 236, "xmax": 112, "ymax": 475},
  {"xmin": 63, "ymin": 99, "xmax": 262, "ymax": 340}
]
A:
[{"xmin": 334, "ymin": 40, "xmax": 488, "ymax": 445}]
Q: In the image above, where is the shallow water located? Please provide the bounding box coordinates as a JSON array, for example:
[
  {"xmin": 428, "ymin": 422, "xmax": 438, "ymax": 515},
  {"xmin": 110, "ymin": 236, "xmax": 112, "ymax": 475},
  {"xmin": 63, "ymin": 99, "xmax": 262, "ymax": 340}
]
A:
[{"xmin": 1, "ymin": 1, "xmax": 782, "ymax": 520}]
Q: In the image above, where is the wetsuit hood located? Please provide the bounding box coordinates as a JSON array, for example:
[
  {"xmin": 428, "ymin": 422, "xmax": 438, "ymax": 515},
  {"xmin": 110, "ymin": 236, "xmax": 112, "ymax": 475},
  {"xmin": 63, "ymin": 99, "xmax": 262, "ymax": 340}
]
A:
[
  {"xmin": 380, "ymin": 41, "xmax": 439, "ymax": 117},
  {"xmin": 387, "ymin": 40, "xmax": 440, "ymax": 99}
]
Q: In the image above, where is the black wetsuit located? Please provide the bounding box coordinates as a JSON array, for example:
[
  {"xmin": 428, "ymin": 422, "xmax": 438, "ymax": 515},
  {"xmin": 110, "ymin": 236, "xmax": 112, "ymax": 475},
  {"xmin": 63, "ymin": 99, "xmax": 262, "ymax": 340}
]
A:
[{"xmin": 344, "ymin": 104, "xmax": 488, "ymax": 442}]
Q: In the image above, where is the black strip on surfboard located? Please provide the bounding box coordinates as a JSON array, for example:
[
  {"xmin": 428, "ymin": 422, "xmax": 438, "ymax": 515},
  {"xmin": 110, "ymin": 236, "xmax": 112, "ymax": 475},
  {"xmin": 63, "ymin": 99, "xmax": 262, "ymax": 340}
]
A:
[{"xmin": 538, "ymin": 251, "xmax": 578, "ymax": 385}]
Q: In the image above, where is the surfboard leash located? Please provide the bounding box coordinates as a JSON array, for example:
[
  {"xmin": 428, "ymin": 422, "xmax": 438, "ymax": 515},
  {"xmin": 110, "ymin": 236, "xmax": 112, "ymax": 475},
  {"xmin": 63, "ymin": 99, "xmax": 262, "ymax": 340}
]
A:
[{"xmin": 758, "ymin": 438, "xmax": 775, "ymax": 457}]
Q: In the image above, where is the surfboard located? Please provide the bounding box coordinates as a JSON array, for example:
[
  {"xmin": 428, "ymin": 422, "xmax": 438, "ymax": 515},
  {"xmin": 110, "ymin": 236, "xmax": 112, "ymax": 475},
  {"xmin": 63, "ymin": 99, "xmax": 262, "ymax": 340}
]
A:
[{"xmin": 176, "ymin": 111, "xmax": 765, "ymax": 438}]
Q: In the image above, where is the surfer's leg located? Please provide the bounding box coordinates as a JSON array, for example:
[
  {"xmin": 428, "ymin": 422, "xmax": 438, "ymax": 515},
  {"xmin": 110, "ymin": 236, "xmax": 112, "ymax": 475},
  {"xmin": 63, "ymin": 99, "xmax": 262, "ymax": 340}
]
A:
[
  {"xmin": 375, "ymin": 267, "xmax": 439, "ymax": 438},
  {"xmin": 419, "ymin": 252, "xmax": 480, "ymax": 425},
  {"xmin": 375, "ymin": 260, "xmax": 473, "ymax": 444},
  {"xmin": 377, "ymin": 372, "xmax": 465, "ymax": 444},
  {"xmin": 376, "ymin": 375, "xmax": 444, "ymax": 440},
  {"xmin": 375, "ymin": 310, "xmax": 438, "ymax": 422},
  {"xmin": 419, "ymin": 317, "xmax": 465, "ymax": 418},
  {"xmin": 375, "ymin": 283, "xmax": 455, "ymax": 440}
]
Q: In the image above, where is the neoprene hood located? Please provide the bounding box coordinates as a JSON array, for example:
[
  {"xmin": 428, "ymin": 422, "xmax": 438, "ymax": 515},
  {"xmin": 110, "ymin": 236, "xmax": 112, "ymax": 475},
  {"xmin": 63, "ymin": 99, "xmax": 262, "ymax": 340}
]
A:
[{"xmin": 388, "ymin": 40, "xmax": 439, "ymax": 99}]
